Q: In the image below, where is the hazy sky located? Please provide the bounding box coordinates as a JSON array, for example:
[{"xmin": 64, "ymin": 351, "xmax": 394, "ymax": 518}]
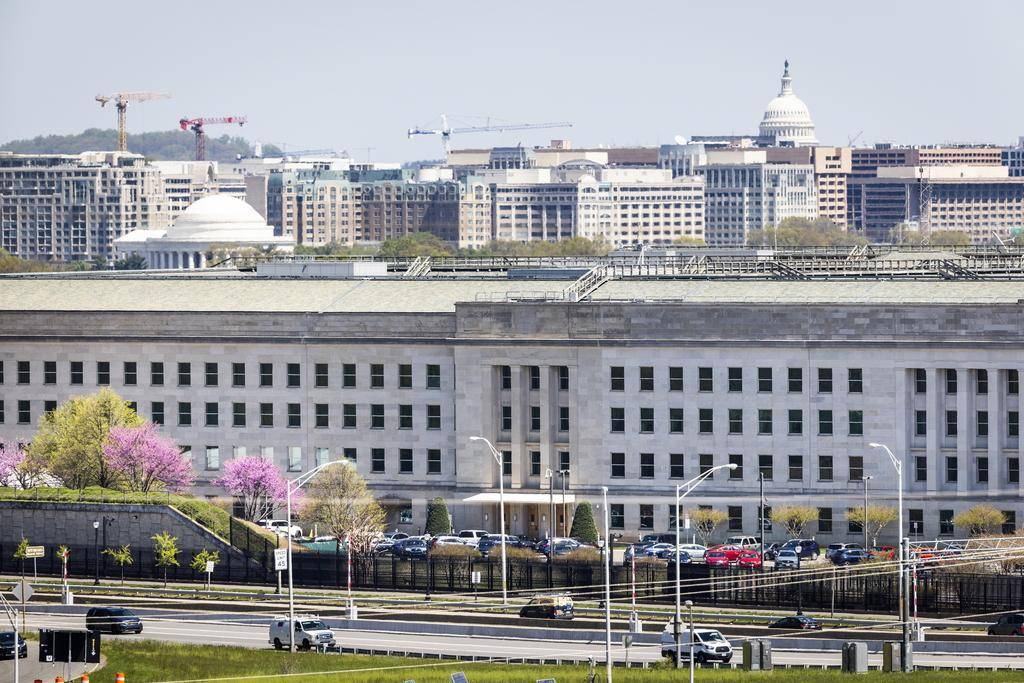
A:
[{"xmin": 2, "ymin": 1, "xmax": 1021, "ymax": 161}]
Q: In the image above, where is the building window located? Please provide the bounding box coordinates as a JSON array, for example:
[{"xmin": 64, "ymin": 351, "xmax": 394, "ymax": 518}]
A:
[
  {"xmin": 638, "ymin": 504, "xmax": 655, "ymax": 530},
  {"xmin": 287, "ymin": 403, "xmax": 301, "ymax": 428},
  {"xmin": 371, "ymin": 404, "xmax": 384, "ymax": 429},
  {"xmin": 700, "ymin": 453, "xmax": 714, "ymax": 476},
  {"xmin": 399, "ymin": 448, "xmax": 413, "ymax": 474},
  {"xmin": 151, "ymin": 402, "xmax": 164, "ymax": 425},
  {"xmin": 526, "ymin": 365, "xmax": 539, "ymax": 390},
  {"xmin": 818, "ymin": 455, "xmax": 833, "ymax": 482},
  {"xmin": 558, "ymin": 365, "xmax": 569, "ymax": 391},
  {"xmin": 559, "ymin": 451, "xmax": 570, "ymax": 473},
  {"xmin": 848, "ymin": 368, "xmax": 863, "ymax": 393},
  {"xmin": 849, "ymin": 410, "xmax": 864, "ymax": 436},
  {"xmin": 728, "ymin": 409, "xmax": 743, "ymax": 434},
  {"xmin": 344, "ymin": 447, "xmax": 357, "ymax": 462},
  {"xmin": 1010, "ymin": 370, "xmax": 1020, "ymax": 395},
  {"xmin": 669, "ymin": 366, "xmax": 683, "ymax": 391},
  {"xmin": 946, "ymin": 410, "xmax": 958, "ymax": 437},
  {"xmin": 670, "ymin": 453, "xmax": 684, "ymax": 479},
  {"xmin": 260, "ymin": 403, "xmax": 273, "ymax": 427},
  {"xmin": 818, "ymin": 410, "xmax": 833, "ymax": 435},
  {"xmin": 371, "ymin": 448, "xmax": 385, "ymax": 473},
  {"xmin": 610, "ymin": 366, "xmax": 624, "ymax": 391},
  {"xmin": 205, "ymin": 446, "xmax": 219, "ymax": 471},
  {"xmin": 96, "ymin": 361, "xmax": 110, "ymax": 386},
  {"xmin": 42, "ymin": 360, "xmax": 56, "ymax": 385},
  {"xmin": 123, "ymin": 361, "xmax": 136, "ymax": 386},
  {"xmin": 529, "ymin": 406, "xmax": 541, "ymax": 432},
  {"xmin": 204, "ymin": 402, "xmax": 218, "ymax": 427},
  {"xmin": 640, "ymin": 452, "xmax": 655, "ymax": 479},
  {"xmin": 849, "ymin": 455, "xmax": 863, "ymax": 481},
  {"xmin": 759, "ymin": 504, "xmax": 772, "ymax": 532},
  {"xmin": 788, "ymin": 368, "xmax": 802, "ymax": 393},
  {"xmin": 559, "ymin": 406, "xmax": 570, "ymax": 432},
  {"xmin": 914, "ymin": 368, "xmax": 927, "ymax": 394},
  {"xmin": 915, "ymin": 455, "xmax": 927, "ymax": 482},
  {"xmin": 283, "ymin": 363, "xmax": 300, "ymax": 388},
  {"xmin": 1010, "ymin": 458, "xmax": 1020, "ymax": 484},
  {"xmin": 204, "ymin": 362, "xmax": 218, "ymax": 387},
  {"xmin": 788, "ymin": 409, "xmax": 803, "ymax": 435},
  {"xmin": 259, "ymin": 363, "xmax": 273, "ymax": 387},
  {"xmin": 669, "ymin": 408, "xmax": 684, "ymax": 433},
  {"xmin": 639, "ymin": 407, "xmax": 654, "ymax": 433},
  {"xmin": 70, "ymin": 361, "xmax": 84, "ymax": 385},
  {"xmin": 398, "ymin": 404, "xmax": 413, "ymax": 429},
  {"xmin": 502, "ymin": 450, "xmax": 512, "ymax": 476},
  {"xmin": 370, "ymin": 364, "xmax": 384, "ymax": 388},
  {"xmin": 17, "ymin": 400, "xmax": 30, "ymax": 425},
  {"xmin": 1003, "ymin": 511, "xmax": 1017, "ymax": 535},
  {"xmin": 977, "ymin": 410, "xmax": 989, "ymax": 437},
  {"xmin": 758, "ymin": 367, "xmax": 772, "ymax": 393},
  {"xmin": 501, "ymin": 405, "xmax": 513, "ymax": 431},
  {"xmin": 398, "ymin": 364, "xmax": 412, "ymax": 389},
  {"xmin": 759, "ymin": 454, "xmax": 773, "ymax": 480},
  {"xmin": 945, "ymin": 369, "xmax": 957, "ymax": 394},
  {"xmin": 788, "ymin": 455, "xmax": 803, "ymax": 481},
  {"xmin": 698, "ymin": 367, "xmax": 713, "ymax": 392},
  {"xmin": 728, "ymin": 367, "xmax": 743, "ymax": 392},
  {"xmin": 977, "ymin": 456, "xmax": 989, "ymax": 483},
  {"xmin": 727, "ymin": 505, "xmax": 743, "ymax": 531},
  {"xmin": 17, "ymin": 361, "xmax": 30, "ymax": 385},
  {"xmin": 848, "ymin": 508, "xmax": 863, "ymax": 534},
  {"xmin": 818, "ymin": 507, "xmax": 833, "ymax": 534},
  {"xmin": 699, "ymin": 408, "xmax": 713, "ymax": 434},
  {"xmin": 757, "ymin": 409, "xmax": 773, "ymax": 435},
  {"xmin": 315, "ymin": 403, "xmax": 329, "ymax": 428},
  {"xmin": 909, "ymin": 509, "xmax": 924, "ymax": 537},
  {"xmin": 610, "ymin": 452, "xmax": 625, "ymax": 478},
  {"xmin": 343, "ymin": 404, "xmax": 356, "ymax": 428},
  {"xmin": 343, "ymin": 363, "xmax": 356, "ymax": 388},
  {"xmin": 259, "ymin": 445, "xmax": 271, "ymax": 461},
  {"xmin": 729, "ymin": 453, "xmax": 743, "ymax": 479},
  {"xmin": 977, "ymin": 369, "xmax": 988, "ymax": 395},
  {"xmin": 178, "ymin": 402, "xmax": 192, "ymax": 427},
  {"xmin": 427, "ymin": 404, "xmax": 441, "ymax": 430},
  {"xmin": 314, "ymin": 447, "xmax": 330, "ymax": 468},
  {"xmin": 939, "ymin": 510, "xmax": 954, "ymax": 535},
  {"xmin": 610, "ymin": 504, "xmax": 624, "ymax": 529},
  {"xmin": 428, "ymin": 448, "xmax": 442, "ymax": 474},
  {"xmin": 315, "ymin": 363, "xmax": 329, "ymax": 388},
  {"xmin": 232, "ymin": 362, "xmax": 245, "ymax": 387},
  {"xmin": 176, "ymin": 362, "xmax": 190, "ymax": 387},
  {"xmin": 427, "ymin": 364, "xmax": 441, "ymax": 389},
  {"xmin": 818, "ymin": 368, "xmax": 833, "ymax": 393},
  {"xmin": 610, "ymin": 407, "xmax": 625, "ymax": 433},
  {"xmin": 915, "ymin": 410, "xmax": 927, "ymax": 436},
  {"xmin": 946, "ymin": 456, "xmax": 958, "ymax": 483},
  {"xmin": 528, "ymin": 450, "xmax": 541, "ymax": 476},
  {"xmin": 499, "ymin": 365, "xmax": 511, "ymax": 390},
  {"xmin": 1010, "ymin": 411, "xmax": 1020, "ymax": 438},
  {"xmin": 232, "ymin": 402, "xmax": 246, "ymax": 427},
  {"xmin": 639, "ymin": 366, "xmax": 654, "ymax": 392}
]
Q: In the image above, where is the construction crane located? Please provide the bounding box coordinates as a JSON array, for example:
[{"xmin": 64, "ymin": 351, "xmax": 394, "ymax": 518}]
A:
[
  {"xmin": 179, "ymin": 116, "xmax": 247, "ymax": 161},
  {"xmin": 95, "ymin": 91, "xmax": 171, "ymax": 152},
  {"xmin": 407, "ymin": 114, "xmax": 573, "ymax": 156}
]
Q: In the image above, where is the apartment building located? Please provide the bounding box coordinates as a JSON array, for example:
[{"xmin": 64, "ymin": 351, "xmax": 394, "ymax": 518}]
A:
[{"xmin": 151, "ymin": 161, "xmax": 246, "ymax": 219}]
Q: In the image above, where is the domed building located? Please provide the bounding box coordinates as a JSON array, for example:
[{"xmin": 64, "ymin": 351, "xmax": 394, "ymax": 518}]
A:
[
  {"xmin": 115, "ymin": 194, "xmax": 293, "ymax": 269},
  {"xmin": 759, "ymin": 60, "xmax": 817, "ymax": 147}
]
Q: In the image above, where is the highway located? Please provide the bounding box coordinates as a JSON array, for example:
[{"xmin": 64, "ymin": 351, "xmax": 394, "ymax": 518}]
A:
[{"xmin": 14, "ymin": 607, "xmax": 1024, "ymax": 671}]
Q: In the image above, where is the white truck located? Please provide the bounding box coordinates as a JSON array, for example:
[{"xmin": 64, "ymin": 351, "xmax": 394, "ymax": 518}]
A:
[
  {"xmin": 660, "ymin": 622, "xmax": 734, "ymax": 664},
  {"xmin": 268, "ymin": 615, "xmax": 336, "ymax": 650}
]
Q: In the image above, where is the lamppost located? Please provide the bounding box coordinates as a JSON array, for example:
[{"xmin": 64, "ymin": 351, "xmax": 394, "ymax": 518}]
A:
[
  {"xmin": 469, "ymin": 436, "xmax": 507, "ymax": 606},
  {"xmin": 862, "ymin": 475, "xmax": 873, "ymax": 551},
  {"xmin": 285, "ymin": 458, "xmax": 354, "ymax": 652},
  {"xmin": 685, "ymin": 599, "xmax": 695, "ymax": 683},
  {"xmin": 758, "ymin": 472, "xmax": 766, "ymax": 574},
  {"xmin": 601, "ymin": 486, "xmax": 612, "ymax": 683},
  {"xmin": 674, "ymin": 463, "xmax": 737, "ymax": 669},
  {"xmin": 545, "ymin": 468, "xmax": 555, "ymax": 539},
  {"xmin": 869, "ymin": 441, "xmax": 908, "ymax": 671},
  {"xmin": 559, "ymin": 468, "xmax": 570, "ymax": 536},
  {"xmin": 93, "ymin": 520, "xmax": 100, "ymax": 586}
]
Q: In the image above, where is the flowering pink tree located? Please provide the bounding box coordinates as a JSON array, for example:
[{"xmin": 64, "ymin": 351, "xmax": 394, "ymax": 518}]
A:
[
  {"xmin": 214, "ymin": 456, "xmax": 290, "ymax": 521},
  {"xmin": 103, "ymin": 424, "xmax": 194, "ymax": 493},
  {"xmin": 0, "ymin": 442, "xmax": 42, "ymax": 489}
]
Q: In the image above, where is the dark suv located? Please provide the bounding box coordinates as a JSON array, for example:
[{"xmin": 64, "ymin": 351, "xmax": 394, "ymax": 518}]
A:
[
  {"xmin": 988, "ymin": 613, "xmax": 1024, "ymax": 636},
  {"xmin": 781, "ymin": 538, "xmax": 820, "ymax": 559},
  {"xmin": 86, "ymin": 607, "xmax": 143, "ymax": 634},
  {"xmin": 0, "ymin": 632, "xmax": 28, "ymax": 659}
]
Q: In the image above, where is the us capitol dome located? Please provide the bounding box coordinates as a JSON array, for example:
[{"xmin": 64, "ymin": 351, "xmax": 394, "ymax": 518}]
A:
[{"xmin": 759, "ymin": 60, "xmax": 817, "ymax": 146}]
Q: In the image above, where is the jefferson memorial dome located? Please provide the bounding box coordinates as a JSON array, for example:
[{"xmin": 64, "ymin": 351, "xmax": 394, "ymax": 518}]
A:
[{"xmin": 759, "ymin": 60, "xmax": 818, "ymax": 146}]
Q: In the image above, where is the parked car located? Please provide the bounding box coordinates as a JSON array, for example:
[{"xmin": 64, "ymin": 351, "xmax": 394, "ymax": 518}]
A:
[
  {"xmin": 642, "ymin": 543, "xmax": 676, "ymax": 557},
  {"xmin": 382, "ymin": 531, "xmax": 410, "ymax": 542},
  {"xmin": 0, "ymin": 632, "xmax": 27, "ymax": 660},
  {"xmin": 826, "ymin": 543, "xmax": 864, "ymax": 561},
  {"xmin": 781, "ymin": 538, "xmax": 820, "ymax": 559},
  {"xmin": 519, "ymin": 594, "xmax": 574, "ymax": 620},
  {"xmin": 988, "ymin": 613, "xmax": 1024, "ymax": 636},
  {"xmin": 429, "ymin": 535, "xmax": 466, "ymax": 549},
  {"xmin": 85, "ymin": 606, "xmax": 143, "ymax": 634},
  {"xmin": 762, "ymin": 543, "xmax": 783, "ymax": 561},
  {"xmin": 538, "ymin": 537, "xmax": 581, "ymax": 556},
  {"xmin": 705, "ymin": 550, "xmax": 732, "ymax": 567},
  {"xmin": 773, "ymin": 549, "xmax": 801, "ymax": 570},
  {"xmin": 736, "ymin": 549, "xmax": 763, "ymax": 569},
  {"xmin": 657, "ymin": 548, "xmax": 693, "ymax": 565},
  {"xmin": 393, "ymin": 538, "xmax": 429, "ymax": 559},
  {"xmin": 457, "ymin": 530, "xmax": 490, "ymax": 545},
  {"xmin": 675, "ymin": 543, "xmax": 708, "ymax": 560},
  {"xmin": 708, "ymin": 544, "xmax": 744, "ymax": 562},
  {"xmin": 262, "ymin": 520, "xmax": 303, "ymax": 539},
  {"xmin": 660, "ymin": 623, "xmax": 733, "ymax": 664},
  {"xmin": 726, "ymin": 535, "xmax": 760, "ymax": 549},
  {"xmin": 770, "ymin": 615, "xmax": 822, "ymax": 630},
  {"xmin": 268, "ymin": 615, "xmax": 335, "ymax": 650},
  {"xmin": 477, "ymin": 536, "xmax": 519, "ymax": 557},
  {"xmin": 641, "ymin": 533, "xmax": 678, "ymax": 545},
  {"xmin": 623, "ymin": 543, "xmax": 649, "ymax": 564},
  {"xmin": 832, "ymin": 548, "xmax": 871, "ymax": 566},
  {"xmin": 870, "ymin": 546, "xmax": 896, "ymax": 560}
]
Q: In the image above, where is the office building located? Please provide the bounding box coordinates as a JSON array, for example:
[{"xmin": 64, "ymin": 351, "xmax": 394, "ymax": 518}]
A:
[
  {"xmin": 1004, "ymin": 138, "xmax": 1024, "ymax": 178},
  {"xmin": 767, "ymin": 147, "xmax": 852, "ymax": 229}
]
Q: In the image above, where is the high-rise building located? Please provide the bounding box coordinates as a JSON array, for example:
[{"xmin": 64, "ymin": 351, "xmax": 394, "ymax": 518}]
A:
[
  {"xmin": 1004, "ymin": 138, "xmax": 1024, "ymax": 178},
  {"xmin": 767, "ymin": 147, "xmax": 852, "ymax": 229}
]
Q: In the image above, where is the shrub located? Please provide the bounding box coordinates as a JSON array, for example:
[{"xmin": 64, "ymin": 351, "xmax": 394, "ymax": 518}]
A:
[
  {"xmin": 554, "ymin": 547, "xmax": 601, "ymax": 563},
  {"xmin": 504, "ymin": 546, "xmax": 543, "ymax": 562},
  {"xmin": 569, "ymin": 502, "xmax": 599, "ymax": 544},
  {"xmin": 424, "ymin": 497, "xmax": 452, "ymax": 536},
  {"xmin": 632, "ymin": 556, "xmax": 666, "ymax": 568},
  {"xmin": 430, "ymin": 544, "xmax": 479, "ymax": 559}
]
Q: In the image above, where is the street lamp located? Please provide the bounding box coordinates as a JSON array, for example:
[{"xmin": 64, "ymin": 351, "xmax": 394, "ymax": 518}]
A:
[
  {"xmin": 93, "ymin": 520, "xmax": 100, "ymax": 586},
  {"xmin": 469, "ymin": 436, "xmax": 507, "ymax": 606},
  {"xmin": 685, "ymin": 599, "xmax": 695, "ymax": 683},
  {"xmin": 674, "ymin": 463, "xmax": 737, "ymax": 669},
  {"xmin": 545, "ymin": 467, "xmax": 555, "ymax": 539},
  {"xmin": 869, "ymin": 441, "xmax": 908, "ymax": 671},
  {"xmin": 862, "ymin": 475, "xmax": 874, "ymax": 551},
  {"xmin": 601, "ymin": 486, "xmax": 612, "ymax": 683},
  {"xmin": 285, "ymin": 458, "xmax": 354, "ymax": 652}
]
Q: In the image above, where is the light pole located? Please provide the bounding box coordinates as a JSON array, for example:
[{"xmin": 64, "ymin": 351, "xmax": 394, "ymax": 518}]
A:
[
  {"xmin": 545, "ymin": 467, "xmax": 555, "ymax": 539},
  {"xmin": 674, "ymin": 463, "xmax": 737, "ymax": 669},
  {"xmin": 559, "ymin": 468, "xmax": 569, "ymax": 536},
  {"xmin": 758, "ymin": 472, "xmax": 766, "ymax": 574},
  {"xmin": 285, "ymin": 458, "xmax": 353, "ymax": 652},
  {"xmin": 870, "ymin": 441, "xmax": 908, "ymax": 671},
  {"xmin": 93, "ymin": 520, "xmax": 100, "ymax": 586},
  {"xmin": 601, "ymin": 486, "xmax": 612, "ymax": 683},
  {"xmin": 862, "ymin": 475, "xmax": 873, "ymax": 551},
  {"xmin": 469, "ymin": 436, "xmax": 507, "ymax": 606},
  {"xmin": 686, "ymin": 599, "xmax": 695, "ymax": 683}
]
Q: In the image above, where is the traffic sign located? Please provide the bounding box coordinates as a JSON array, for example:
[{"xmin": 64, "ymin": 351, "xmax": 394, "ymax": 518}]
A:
[
  {"xmin": 205, "ymin": 560, "xmax": 215, "ymax": 573},
  {"xmin": 274, "ymin": 548, "xmax": 288, "ymax": 571},
  {"xmin": 12, "ymin": 582, "xmax": 33, "ymax": 602},
  {"xmin": 25, "ymin": 545, "xmax": 44, "ymax": 559}
]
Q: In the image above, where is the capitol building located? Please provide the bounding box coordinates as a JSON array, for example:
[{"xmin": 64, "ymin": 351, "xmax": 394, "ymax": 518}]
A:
[{"xmin": 759, "ymin": 60, "xmax": 818, "ymax": 146}]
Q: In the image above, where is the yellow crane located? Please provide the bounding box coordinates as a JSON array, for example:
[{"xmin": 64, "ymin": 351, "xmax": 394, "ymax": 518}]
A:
[{"xmin": 95, "ymin": 91, "xmax": 172, "ymax": 152}]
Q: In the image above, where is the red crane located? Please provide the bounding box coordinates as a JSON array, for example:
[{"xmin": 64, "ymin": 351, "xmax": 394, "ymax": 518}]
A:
[{"xmin": 179, "ymin": 116, "xmax": 247, "ymax": 160}]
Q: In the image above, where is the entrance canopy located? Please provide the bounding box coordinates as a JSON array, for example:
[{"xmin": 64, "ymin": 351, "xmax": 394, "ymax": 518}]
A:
[{"xmin": 463, "ymin": 492, "xmax": 577, "ymax": 504}]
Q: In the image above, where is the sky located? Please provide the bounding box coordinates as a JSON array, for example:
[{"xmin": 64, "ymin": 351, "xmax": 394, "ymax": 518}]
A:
[{"xmin": 1, "ymin": 1, "xmax": 1021, "ymax": 162}]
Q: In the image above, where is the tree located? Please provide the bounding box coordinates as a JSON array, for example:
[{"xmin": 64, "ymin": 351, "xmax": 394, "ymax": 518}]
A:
[
  {"xmin": 378, "ymin": 232, "xmax": 454, "ymax": 258},
  {"xmin": 27, "ymin": 389, "xmax": 142, "ymax": 489},
  {"xmin": 772, "ymin": 505, "xmax": 818, "ymax": 539},
  {"xmin": 0, "ymin": 442, "xmax": 44, "ymax": 489},
  {"xmin": 747, "ymin": 217, "xmax": 868, "ymax": 247},
  {"xmin": 13, "ymin": 538, "xmax": 29, "ymax": 582},
  {"xmin": 103, "ymin": 424, "xmax": 194, "ymax": 493},
  {"xmin": 692, "ymin": 508, "xmax": 728, "ymax": 547},
  {"xmin": 114, "ymin": 254, "xmax": 147, "ymax": 270},
  {"xmin": 103, "ymin": 545, "xmax": 134, "ymax": 585},
  {"xmin": 424, "ymin": 497, "xmax": 452, "ymax": 536},
  {"xmin": 191, "ymin": 549, "xmax": 220, "ymax": 588},
  {"xmin": 0, "ymin": 248, "xmax": 57, "ymax": 273},
  {"xmin": 569, "ymin": 501, "xmax": 599, "ymax": 544},
  {"xmin": 953, "ymin": 505, "xmax": 1006, "ymax": 537},
  {"xmin": 213, "ymin": 456, "xmax": 289, "ymax": 521},
  {"xmin": 152, "ymin": 532, "xmax": 180, "ymax": 587},
  {"xmin": 846, "ymin": 505, "xmax": 898, "ymax": 547},
  {"xmin": 301, "ymin": 465, "xmax": 386, "ymax": 557},
  {"xmin": 672, "ymin": 236, "xmax": 707, "ymax": 246}
]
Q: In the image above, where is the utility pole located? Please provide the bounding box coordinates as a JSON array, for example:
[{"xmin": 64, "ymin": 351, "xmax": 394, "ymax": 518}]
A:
[
  {"xmin": 546, "ymin": 468, "xmax": 555, "ymax": 539},
  {"xmin": 901, "ymin": 536, "xmax": 912, "ymax": 672},
  {"xmin": 862, "ymin": 476, "xmax": 872, "ymax": 551},
  {"xmin": 759, "ymin": 472, "xmax": 766, "ymax": 572}
]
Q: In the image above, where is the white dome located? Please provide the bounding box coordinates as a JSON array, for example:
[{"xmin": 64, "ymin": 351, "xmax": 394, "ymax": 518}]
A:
[
  {"xmin": 759, "ymin": 61, "xmax": 817, "ymax": 146},
  {"xmin": 164, "ymin": 194, "xmax": 275, "ymax": 241}
]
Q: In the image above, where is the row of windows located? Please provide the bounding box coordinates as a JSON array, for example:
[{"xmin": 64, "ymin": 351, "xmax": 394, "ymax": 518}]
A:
[
  {"xmin": 0, "ymin": 361, "xmax": 444, "ymax": 390},
  {"xmin": 135, "ymin": 401, "xmax": 446, "ymax": 430},
  {"xmin": 186, "ymin": 445, "xmax": 444, "ymax": 475},
  {"xmin": 608, "ymin": 366, "xmax": 863, "ymax": 394},
  {"xmin": 606, "ymin": 407, "xmax": 864, "ymax": 436},
  {"xmin": 496, "ymin": 365, "xmax": 570, "ymax": 391},
  {"xmin": 914, "ymin": 368, "xmax": 1020, "ymax": 395},
  {"xmin": 498, "ymin": 405, "xmax": 571, "ymax": 432},
  {"xmin": 608, "ymin": 452, "xmax": 867, "ymax": 482},
  {"xmin": 914, "ymin": 409, "xmax": 1021, "ymax": 438}
]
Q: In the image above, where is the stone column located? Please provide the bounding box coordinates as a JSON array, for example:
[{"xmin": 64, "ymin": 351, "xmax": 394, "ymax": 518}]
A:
[
  {"xmin": 199, "ymin": 251, "xmax": 207, "ymax": 269},
  {"xmin": 508, "ymin": 365, "xmax": 524, "ymax": 490},
  {"xmin": 988, "ymin": 369, "xmax": 1003, "ymax": 495},
  {"xmin": 956, "ymin": 371, "xmax": 969, "ymax": 494},
  {"xmin": 926, "ymin": 368, "xmax": 941, "ymax": 492}
]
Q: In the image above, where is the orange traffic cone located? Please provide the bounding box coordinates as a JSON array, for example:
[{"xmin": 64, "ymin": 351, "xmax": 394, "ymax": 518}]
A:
[
  {"xmin": 115, "ymin": 674, "xmax": 126, "ymax": 683},
  {"xmin": 81, "ymin": 676, "xmax": 89, "ymax": 683},
  {"xmin": 55, "ymin": 677, "xmax": 64, "ymax": 683}
]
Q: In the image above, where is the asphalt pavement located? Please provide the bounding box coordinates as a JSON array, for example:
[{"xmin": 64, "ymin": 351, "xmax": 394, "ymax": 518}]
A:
[{"xmin": 0, "ymin": 641, "xmax": 101, "ymax": 682}]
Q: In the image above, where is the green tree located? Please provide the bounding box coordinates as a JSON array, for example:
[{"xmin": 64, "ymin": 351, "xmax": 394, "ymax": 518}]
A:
[
  {"xmin": 569, "ymin": 501, "xmax": 599, "ymax": 544},
  {"xmin": 301, "ymin": 465, "xmax": 386, "ymax": 557},
  {"xmin": 152, "ymin": 532, "xmax": 180, "ymax": 586},
  {"xmin": 692, "ymin": 508, "xmax": 728, "ymax": 547},
  {"xmin": 0, "ymin": 248, "xmax": 57, "ymax": 273},
  {"xmin": 114, "ymin": 254, "xmax": 148, "ymax": 270},
  {"xmin": 378, "ymin": 232, "xmax": 454, "ymax": 258},
  {"xmin": 772, "ymin": 505, "xmax": 818, "ymax": 539},
  {"xmin": 424, "ymin": 497, "xmax": 453, "ymax": 536},
  {"xmin": 846, "ymin": 505, "xmax": 898, "ymax": 547},
  {"xmin": 27, "ymin": 389, "xmax": 142, "ymax": 489},
  {"xmin": 953, "ymin": 505, "xmax": 1006, "ymax": 537},
  {"xmin": 0, "ymin": 128, "xmax": 276, "ymax": 162},
  {"xmin": 13, "ymin": 538, "xmax": 29, "ymax": 561},
  {"xmin": 748, "ymin": 217, "xmax": 868, "ymax": 247},
  {"xmin": 103, "ymin": 544, "xmax": 134, "ymax": 585},
  {"xmin": 672, "ymin": 236, "xmax": 707, "ymax": 246}
]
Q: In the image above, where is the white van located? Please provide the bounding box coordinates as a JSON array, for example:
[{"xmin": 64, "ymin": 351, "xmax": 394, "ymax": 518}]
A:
[
  {"xmin": 268, "ymin": 615, "xmax": 336, "ymax": 650},
  {"xmin": 660, "ymin": 622, "xmax": 734, "ymax": 664},
  {"xmin": 457, "ymin": 529, "xmax": 490, "ymax": 546},
  {"xmin": 262, "ymin": 520, "xmax": 303, "ymax": 539},
  {"xmin": 725, "ymin": 535, "xmax": 760, "ymax": 549}
]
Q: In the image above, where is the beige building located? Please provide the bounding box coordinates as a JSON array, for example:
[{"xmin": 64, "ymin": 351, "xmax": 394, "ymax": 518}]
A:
[
  {"xmin": 767, "ymin": 147, "xmax": 851, "ymax": 229},
  {"xmin": 151, "ymin": 161, "xmax": 247, "ymax": 219}
]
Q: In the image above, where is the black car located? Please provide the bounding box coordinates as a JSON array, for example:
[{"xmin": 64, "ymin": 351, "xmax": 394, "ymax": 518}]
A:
[
  {"xmin": 86, "ymin": 606, "xmax": 143, "ymax": 634},
  {"xmin": 769, "ymin": 615, "xmax": 822, "ymax": 630},
  {"xmin": 519, "ymin": 595, "xmax": 574, "ymax": 620},
  {"xmin": 988, "ymin": 613, "xmax": 1024, "ymax": 636},
  {"xmin": 392, "ymin": 538, "xmax": 429, "ymax": 559},
  {"xmin": 0, "ymin": 631, "xmax": 28, "ymax": 659}
]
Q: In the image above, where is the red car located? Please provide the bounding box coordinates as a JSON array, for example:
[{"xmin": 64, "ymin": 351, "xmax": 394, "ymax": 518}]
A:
[
  {"xmin": 737, "ymin": 550, "xmax": 763, "ymax": 569},
  {"xmin": 705, "ymin": 550, "xmax": 731, "ymax": 567},
  {"xmin": 708, "ymin": 545, "xmax": 744, "ymax": 562}
]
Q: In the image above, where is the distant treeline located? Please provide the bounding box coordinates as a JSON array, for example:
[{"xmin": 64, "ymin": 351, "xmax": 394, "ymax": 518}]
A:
[{"xmin": 0, "ymin": 128, "xmax": 281, "ymax": 162}]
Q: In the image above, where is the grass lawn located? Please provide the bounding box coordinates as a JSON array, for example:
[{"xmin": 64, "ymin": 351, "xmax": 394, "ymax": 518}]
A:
[{"xmin": 90, "ymin": 640, "xmax": 1022, "ymax": 683}]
